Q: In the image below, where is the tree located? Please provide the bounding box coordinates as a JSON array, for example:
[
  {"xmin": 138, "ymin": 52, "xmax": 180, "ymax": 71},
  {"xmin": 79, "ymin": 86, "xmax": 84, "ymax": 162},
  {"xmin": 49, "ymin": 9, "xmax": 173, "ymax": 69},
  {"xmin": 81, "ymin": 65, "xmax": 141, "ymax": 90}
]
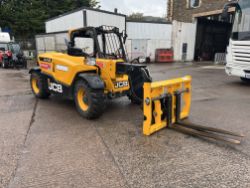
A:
[
  {"xmin": 128, "ymin": 12, "xmax": 144, "ymax": 20},
  {"xmin": 0, "ymin": 0, "xmax": 99, "ymax": 39}
]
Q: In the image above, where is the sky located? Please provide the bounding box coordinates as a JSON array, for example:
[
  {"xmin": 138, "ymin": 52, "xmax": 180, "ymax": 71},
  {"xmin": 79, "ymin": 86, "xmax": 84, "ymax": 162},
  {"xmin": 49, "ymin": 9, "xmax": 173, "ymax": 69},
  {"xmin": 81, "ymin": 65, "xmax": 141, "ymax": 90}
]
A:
[{"xmin": 100, "ymin": 0, "xmax": 167, "ymax": 17}]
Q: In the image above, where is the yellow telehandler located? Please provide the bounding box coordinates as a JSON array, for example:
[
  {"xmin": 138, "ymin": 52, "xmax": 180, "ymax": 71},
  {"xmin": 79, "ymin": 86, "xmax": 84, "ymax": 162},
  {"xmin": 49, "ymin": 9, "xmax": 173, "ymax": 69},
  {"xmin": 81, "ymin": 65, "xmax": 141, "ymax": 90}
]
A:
[{"xmin": 30, "ymin": 26, "xmax": 243, "ymax": 144}]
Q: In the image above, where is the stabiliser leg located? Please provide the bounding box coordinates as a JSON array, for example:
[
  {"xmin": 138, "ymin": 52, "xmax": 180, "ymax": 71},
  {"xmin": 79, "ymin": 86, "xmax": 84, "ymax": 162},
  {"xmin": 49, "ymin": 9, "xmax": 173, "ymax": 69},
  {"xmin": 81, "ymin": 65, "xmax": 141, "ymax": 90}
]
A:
[{"xmin": 164, "ymin": 92, "xmax": 244, "ymax": 145}]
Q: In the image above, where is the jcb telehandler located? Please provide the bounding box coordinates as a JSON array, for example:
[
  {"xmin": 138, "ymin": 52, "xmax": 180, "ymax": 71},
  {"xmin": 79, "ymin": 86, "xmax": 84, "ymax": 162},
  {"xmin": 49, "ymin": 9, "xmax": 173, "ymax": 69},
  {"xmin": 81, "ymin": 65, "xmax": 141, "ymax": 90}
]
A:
[{"xmin": 30, "ymin": 26, "xmax": 244, "ymax": 144}]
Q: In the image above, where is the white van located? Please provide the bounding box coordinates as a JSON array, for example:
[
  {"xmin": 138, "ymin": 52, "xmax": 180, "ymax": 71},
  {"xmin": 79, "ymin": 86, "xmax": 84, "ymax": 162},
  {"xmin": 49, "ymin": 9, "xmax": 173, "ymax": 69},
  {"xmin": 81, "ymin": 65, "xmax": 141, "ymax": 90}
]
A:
[{"xmin": 0, "ymin": 32, "xmax": 11, "ymax": 42}]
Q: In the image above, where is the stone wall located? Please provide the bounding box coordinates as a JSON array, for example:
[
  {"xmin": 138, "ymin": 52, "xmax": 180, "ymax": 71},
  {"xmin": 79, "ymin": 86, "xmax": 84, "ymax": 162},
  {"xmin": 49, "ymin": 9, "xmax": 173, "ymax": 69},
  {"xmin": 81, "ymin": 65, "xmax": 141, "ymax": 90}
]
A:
[{"xmin": 167, "ymin": 0, "xmax": 229, "ymax": 22}]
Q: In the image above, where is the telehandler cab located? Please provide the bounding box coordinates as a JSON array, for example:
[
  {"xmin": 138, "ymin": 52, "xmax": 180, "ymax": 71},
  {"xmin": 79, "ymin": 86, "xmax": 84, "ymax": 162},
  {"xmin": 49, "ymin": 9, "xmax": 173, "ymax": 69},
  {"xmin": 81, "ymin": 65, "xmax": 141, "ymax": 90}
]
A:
[{"xmin": 30, "ymin": 26, "xmax": 244, "ymax": 144}]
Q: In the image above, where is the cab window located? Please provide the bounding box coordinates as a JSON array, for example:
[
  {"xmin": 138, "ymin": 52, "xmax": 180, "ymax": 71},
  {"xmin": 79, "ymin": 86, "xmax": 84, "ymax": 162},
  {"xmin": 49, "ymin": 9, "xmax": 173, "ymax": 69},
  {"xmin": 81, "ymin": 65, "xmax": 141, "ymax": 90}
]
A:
[
  {"xmin": 0, "ymin": 43, "xmax": 8, "ymax": 51},
  {"xmin": 74, "ymin": 37, "xmax": 94, "ymax": 56}
]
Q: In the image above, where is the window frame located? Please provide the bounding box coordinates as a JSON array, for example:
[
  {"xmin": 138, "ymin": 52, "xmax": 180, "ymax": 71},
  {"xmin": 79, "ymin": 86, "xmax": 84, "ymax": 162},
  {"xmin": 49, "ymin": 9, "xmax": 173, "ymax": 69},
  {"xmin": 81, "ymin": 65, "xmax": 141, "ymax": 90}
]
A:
[{"xmin": 187, "ymin": 0, "xmax": 201, "ymax": 9}]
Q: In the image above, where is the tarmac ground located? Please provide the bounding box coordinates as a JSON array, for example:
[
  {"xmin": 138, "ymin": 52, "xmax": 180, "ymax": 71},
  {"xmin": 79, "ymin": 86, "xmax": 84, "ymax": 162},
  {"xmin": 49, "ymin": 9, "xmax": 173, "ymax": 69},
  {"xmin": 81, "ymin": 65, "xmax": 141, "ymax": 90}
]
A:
[{"xmin": 0, "ymin": 62, "xmax": 250, "ymax": 188}]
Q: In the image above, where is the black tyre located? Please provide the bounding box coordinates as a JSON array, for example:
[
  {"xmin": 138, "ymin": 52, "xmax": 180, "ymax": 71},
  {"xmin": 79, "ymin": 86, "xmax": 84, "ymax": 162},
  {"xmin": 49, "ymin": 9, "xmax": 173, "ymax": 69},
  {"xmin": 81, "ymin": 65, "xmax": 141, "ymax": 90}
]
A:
[
  {"xmin": 23, "ymin": 60, "xmax": 27, "ymax": 69},
  {"xmin": 131, "ymin": 58, "xmax": 139, "ymax": 64},
  {"xmin": 12, "ymin": 60, "xmax": 17, "ymax": 69},
  {"xmin": 2, "ymin": 59, "xmax": 8, "ymax": 69},
  {"xmin": 74, "ymin": 80, "xmax": 105, "ymax": 119},
  {"xmin": 241, "ymin": 77, "xmax": 250, "ymax": 84},
  {"xmin": 128, "ymin": 67, "xmax": 152, "ymax": 105},
  {"xmin": 30, "ymin": 72, "xmax": 50, "ymax": 99}
]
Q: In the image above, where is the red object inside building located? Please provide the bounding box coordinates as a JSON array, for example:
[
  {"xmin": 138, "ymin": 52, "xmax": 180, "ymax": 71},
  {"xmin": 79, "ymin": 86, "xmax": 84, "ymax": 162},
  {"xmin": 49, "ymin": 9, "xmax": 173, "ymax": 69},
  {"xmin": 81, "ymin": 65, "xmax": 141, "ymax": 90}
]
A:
[{"xmin": 155, "ymin": 49, "xmax": 174, "ymax": 63}]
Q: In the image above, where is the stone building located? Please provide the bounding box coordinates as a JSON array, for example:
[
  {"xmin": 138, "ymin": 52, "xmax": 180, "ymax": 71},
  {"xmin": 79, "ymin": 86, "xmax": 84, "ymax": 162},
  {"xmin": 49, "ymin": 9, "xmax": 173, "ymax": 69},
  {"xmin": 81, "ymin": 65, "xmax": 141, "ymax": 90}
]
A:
[{"xmin": 167, "ymin": 0, "xmax": 234, "ymax": 61}]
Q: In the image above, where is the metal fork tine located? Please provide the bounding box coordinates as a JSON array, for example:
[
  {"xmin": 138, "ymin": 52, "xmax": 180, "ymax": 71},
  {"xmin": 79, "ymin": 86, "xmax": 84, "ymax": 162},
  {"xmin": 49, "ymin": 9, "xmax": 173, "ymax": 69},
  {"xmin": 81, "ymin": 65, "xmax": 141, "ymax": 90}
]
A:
[
  {"xmin": 177, "ymin": 121, "xmax": 244, "ymax": 137},
  {"xmin": 171, "ymin": 124, "xmax": 241, "ymax": 145}
]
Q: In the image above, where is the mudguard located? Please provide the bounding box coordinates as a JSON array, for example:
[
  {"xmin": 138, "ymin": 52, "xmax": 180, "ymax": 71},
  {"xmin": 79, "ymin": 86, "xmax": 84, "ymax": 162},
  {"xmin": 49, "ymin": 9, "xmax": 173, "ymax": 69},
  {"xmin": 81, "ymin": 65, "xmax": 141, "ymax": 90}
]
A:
[
  {"xmin": 29, "ymin": 67, "xmax": 41, "ymax": 74},
  {"xmin": 78, "ymin": 73, "xmax": 105, "ymax": 90}
]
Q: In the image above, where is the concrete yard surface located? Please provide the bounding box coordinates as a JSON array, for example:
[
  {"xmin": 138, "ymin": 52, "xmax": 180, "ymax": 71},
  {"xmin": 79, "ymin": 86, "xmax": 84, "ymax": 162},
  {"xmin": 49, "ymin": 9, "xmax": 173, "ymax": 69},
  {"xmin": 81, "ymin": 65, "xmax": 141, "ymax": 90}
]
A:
[{"xmin": 0, "ymin": 62, "xmax": 250, "ymax": 188}]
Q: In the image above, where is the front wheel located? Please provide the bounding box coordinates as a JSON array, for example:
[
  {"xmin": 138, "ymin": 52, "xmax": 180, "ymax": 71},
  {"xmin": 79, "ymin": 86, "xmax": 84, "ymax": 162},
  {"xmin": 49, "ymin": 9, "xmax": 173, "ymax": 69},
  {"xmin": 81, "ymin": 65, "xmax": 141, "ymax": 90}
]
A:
[
  {"xmin": 23, "ymin": 60, "xmax": 27, "ymax": 69},
  {"xmin": 74, "ymin": 80, "xmax": 105, "ymax": 119},
  {"xmin": 30, "ymin": 72, "xmax": 50, "ymax": 99},
  {"xmin": 241, "ymin": 77, "xmax": 250, "ymax": 84},
  {"xmin": 128, "ymin": 67, "xmax": 152, "ymax": 105},
  {"xmin": 2, "ymin": 59, "xmax": 8, "ymax": 69}
]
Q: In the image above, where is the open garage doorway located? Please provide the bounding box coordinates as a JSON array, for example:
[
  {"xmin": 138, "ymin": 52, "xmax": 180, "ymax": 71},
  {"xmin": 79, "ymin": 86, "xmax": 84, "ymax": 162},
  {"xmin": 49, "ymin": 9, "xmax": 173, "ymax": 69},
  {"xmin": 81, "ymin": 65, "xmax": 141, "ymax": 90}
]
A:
[{"xmin": 194, "ymin": 15, "xmax": 233, "ymax": 61}]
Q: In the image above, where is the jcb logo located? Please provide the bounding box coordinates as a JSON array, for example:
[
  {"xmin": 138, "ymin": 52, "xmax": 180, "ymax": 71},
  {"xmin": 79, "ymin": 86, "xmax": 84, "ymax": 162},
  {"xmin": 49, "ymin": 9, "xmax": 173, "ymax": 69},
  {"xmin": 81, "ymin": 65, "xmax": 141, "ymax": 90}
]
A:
[
  {"xmin": 114, "ymin": 81, "xmax": 129, "ymax": 89},
  {"xmin": 48, "ymin": 82, "xmax": 63, "ymax": 93}
]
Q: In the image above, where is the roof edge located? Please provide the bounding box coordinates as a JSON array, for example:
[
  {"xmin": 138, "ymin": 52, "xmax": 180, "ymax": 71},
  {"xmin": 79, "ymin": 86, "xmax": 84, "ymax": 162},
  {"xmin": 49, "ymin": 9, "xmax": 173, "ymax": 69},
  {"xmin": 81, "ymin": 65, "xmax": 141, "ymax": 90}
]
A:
[
  {"xmin": 46, "ymin": 7, "xmax": 126, "ymax": 22},
  {"xmin": 126, "ymin": 20, "xmax": 172, "ymax": 25}
]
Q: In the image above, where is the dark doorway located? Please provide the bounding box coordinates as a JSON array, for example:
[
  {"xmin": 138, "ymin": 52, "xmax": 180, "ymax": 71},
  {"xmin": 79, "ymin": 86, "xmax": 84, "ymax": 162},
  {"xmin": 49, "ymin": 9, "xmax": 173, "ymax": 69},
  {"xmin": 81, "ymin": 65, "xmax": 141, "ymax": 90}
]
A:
[{"xmin": 194, "ymin": 17, "xmax": 233, "ymax": 61}]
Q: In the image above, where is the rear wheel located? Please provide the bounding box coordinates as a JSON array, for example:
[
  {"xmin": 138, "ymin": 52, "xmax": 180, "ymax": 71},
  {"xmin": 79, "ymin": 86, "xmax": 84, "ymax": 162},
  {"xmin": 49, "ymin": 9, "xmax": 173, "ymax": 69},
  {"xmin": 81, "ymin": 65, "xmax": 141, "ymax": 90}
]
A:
[
  {"xmin": 30, "ymin": 72, "xmax": 50, "ymax": 99},
  {"xmin": 74, "ymin": 80, "xmax": 105, "ymax": 119}
]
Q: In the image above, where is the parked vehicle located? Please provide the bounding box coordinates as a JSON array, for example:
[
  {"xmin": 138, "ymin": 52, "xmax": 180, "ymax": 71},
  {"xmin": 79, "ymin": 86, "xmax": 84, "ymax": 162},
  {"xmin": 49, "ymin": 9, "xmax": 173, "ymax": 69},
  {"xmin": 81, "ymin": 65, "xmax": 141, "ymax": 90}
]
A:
[
  {"xmin": 0, "ymin": 32, "xmax": 11, "ymax": 43},
  {"xmin": 0, "ymin": 42, "xmax": 27, "ymax": 69},
  {"xmin": 223, "ymin": 0, "xmax": 250, "ymax": 83}
]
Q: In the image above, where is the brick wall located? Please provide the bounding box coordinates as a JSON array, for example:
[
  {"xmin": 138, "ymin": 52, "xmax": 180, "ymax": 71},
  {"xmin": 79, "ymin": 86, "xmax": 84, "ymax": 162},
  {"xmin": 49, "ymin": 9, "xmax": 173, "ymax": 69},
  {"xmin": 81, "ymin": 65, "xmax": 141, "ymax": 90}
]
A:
[{"xmin": 167, "ymin": 0, "xmax": 229, "ymax": 22}]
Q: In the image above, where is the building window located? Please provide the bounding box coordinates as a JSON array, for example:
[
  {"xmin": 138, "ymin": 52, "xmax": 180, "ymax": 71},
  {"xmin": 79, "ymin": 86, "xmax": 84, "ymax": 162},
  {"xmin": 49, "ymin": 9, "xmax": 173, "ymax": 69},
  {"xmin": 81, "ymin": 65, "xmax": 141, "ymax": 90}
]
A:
[{"xmin": 188, "ymin": 0, "xmax": 201, "ymax": 8}]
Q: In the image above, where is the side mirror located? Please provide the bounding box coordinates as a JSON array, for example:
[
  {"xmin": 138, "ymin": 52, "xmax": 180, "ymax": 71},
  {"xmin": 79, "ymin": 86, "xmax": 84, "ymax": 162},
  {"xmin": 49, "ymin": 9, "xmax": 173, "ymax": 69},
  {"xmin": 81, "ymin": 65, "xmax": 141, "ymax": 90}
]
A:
[
  {"xmin": 122, "ymin": 30, "xmax": 127, "ymax": 44},
  {"xmin": 68, "ymin": 41, "xmax": 74, "ymax": 47},
  {"xmin": 64, "ymin": 38, "xmax": 69, "ymax": 46},
  {"xmin": 221, "ymin": 1, "xmax": 239, "ymax": 21},
  {"xmin": 65, "ymin": 38, "xmax": 74, "ymax": 48},
  {"xmin": 221, "ymin": 6, "xmax": 229, "ymax": 21}
]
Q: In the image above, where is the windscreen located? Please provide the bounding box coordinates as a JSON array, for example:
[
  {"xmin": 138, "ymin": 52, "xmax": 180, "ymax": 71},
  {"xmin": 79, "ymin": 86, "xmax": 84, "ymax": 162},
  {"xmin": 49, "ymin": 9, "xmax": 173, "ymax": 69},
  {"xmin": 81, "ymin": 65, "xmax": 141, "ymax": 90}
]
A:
[
  {"xmin": 74, "ymin": 37, "xmax": 94, "ymax": 56},
  {"xmin": 232, "ymin": 0, "xmax": 250, "ymax": 40},
  {"xmin": 0, "ymin": 43, "xmax": 8, "ymax": 51}
]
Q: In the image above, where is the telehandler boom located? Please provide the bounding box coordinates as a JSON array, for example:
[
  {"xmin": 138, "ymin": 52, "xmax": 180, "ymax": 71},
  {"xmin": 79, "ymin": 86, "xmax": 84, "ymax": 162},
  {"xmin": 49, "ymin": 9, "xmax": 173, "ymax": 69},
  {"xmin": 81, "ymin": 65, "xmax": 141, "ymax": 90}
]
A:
[{"xmin": 30, "ymin": 26, "xmax": 243, "ymax": 144}]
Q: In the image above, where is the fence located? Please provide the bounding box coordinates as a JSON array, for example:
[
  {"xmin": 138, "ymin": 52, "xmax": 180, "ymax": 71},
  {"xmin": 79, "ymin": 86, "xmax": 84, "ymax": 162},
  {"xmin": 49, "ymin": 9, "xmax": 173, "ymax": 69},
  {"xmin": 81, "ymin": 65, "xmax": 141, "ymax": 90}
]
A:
[{"xmin": 15, "ymin": 39, "xmax": 36, "ymax": 59}]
